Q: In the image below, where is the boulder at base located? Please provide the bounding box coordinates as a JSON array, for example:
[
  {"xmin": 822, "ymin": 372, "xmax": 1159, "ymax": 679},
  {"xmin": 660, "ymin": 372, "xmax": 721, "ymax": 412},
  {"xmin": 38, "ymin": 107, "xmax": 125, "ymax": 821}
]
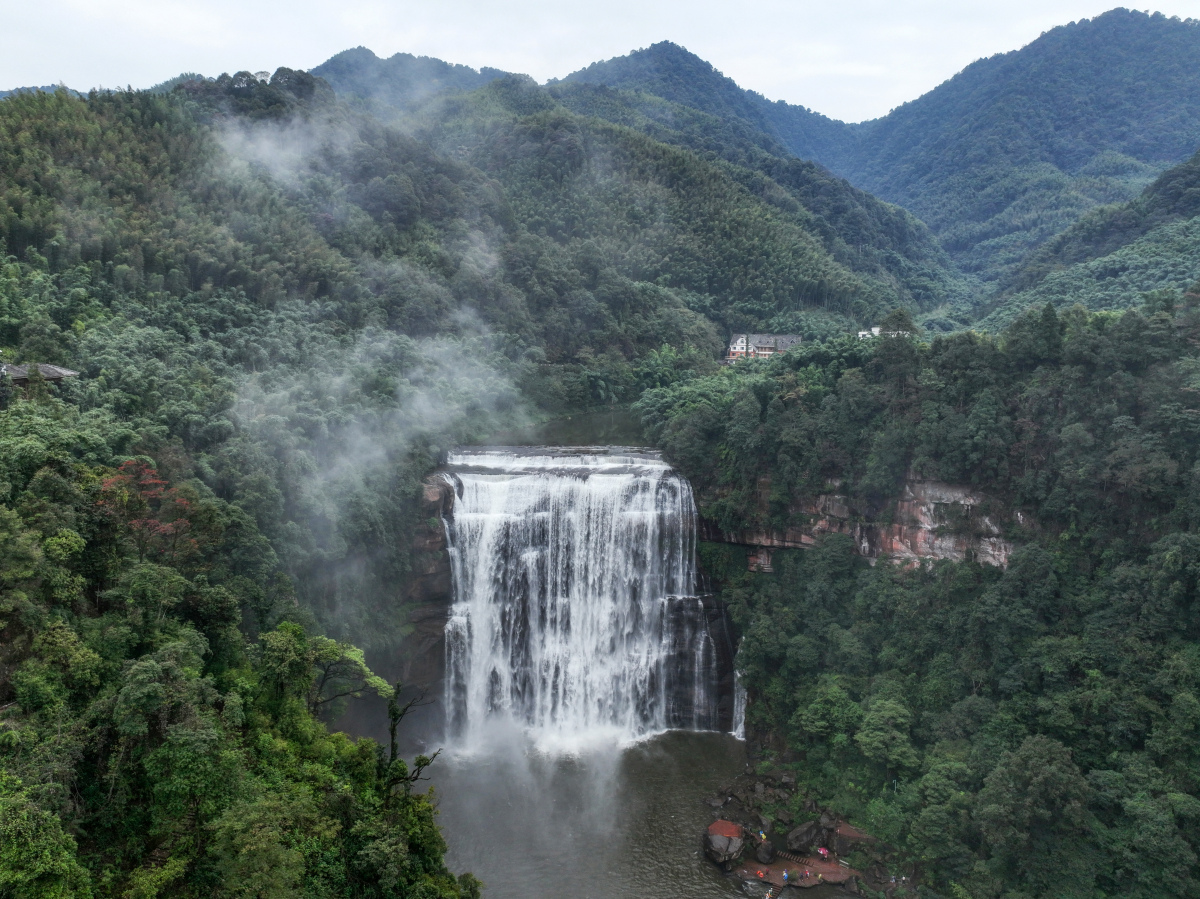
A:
[
  {"xmin": 705, "ymin": 820, "xmax": 745, "ymax": 866},
  {"xmin": 832, "ymin": 821, "xmax": 877, "ymax": 856},
  {"xmin": 786, "ymin": 819, "xmax": 823, "ymax": 853}
]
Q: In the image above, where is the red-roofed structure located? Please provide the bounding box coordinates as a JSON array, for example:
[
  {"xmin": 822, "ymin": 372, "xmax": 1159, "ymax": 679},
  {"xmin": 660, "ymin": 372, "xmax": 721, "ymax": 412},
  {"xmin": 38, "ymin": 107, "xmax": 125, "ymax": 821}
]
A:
[{"xmin": 708, "ymin": 820, "xmax": 742, "ymax": 840}]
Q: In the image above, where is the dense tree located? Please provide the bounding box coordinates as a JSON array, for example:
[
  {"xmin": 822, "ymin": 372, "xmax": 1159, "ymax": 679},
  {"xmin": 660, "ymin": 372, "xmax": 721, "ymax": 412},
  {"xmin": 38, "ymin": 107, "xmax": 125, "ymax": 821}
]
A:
[{"xmin": 641, "ymin": 293, "xmax": 1200, "ymax": 896}]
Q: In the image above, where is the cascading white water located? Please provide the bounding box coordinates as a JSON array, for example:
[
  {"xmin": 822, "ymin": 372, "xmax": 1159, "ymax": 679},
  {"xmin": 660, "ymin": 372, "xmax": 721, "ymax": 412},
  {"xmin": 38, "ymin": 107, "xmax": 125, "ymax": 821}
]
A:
[
  {"xmin": 442, "ymin": 447, "xmax": 720, "ymax": 751},
  {"xmin": 731, "ymin": 673, "xmax": 747, "ymax": 741}
]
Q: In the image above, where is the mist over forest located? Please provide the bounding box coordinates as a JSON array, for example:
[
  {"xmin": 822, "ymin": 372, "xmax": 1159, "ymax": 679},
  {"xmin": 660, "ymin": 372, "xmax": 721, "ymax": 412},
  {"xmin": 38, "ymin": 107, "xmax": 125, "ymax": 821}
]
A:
[{"xmin": 3, "ymin": 8, "xmax": 1200, "ymax": 899}]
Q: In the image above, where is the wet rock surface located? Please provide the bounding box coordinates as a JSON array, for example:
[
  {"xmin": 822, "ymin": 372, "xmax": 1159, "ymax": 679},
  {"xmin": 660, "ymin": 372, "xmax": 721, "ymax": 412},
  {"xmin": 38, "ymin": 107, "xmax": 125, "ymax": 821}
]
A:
[
  {"xmin": 704, "ymin": 820, "xmax": 746, "ymax": 866},
  {"xmin": 395, "ymin": 476, "xmax": 456, "ymax": 689}
]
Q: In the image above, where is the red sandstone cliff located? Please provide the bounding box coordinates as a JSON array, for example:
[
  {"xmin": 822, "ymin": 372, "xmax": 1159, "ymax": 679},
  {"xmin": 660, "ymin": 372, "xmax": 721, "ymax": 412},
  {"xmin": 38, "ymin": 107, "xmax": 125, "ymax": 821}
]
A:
[{"xmin": 702, "ymin": 480, "xmax": 1016, "ymax": 570}]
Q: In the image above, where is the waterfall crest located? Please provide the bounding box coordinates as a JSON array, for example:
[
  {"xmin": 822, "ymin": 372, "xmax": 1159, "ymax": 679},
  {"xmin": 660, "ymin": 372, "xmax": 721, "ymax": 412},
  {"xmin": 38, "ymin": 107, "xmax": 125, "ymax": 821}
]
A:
[{"xmin": 442, "ymin": 447, "xmax": 721, "ymax": 751}]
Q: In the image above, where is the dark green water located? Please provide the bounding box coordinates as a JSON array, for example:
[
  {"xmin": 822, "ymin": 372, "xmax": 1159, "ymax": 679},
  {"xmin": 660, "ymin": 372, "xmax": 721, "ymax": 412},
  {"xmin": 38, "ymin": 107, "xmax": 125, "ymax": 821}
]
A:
[{"xmin": 430, "ymin": 731, "xmax": 768, "ymax": 899}]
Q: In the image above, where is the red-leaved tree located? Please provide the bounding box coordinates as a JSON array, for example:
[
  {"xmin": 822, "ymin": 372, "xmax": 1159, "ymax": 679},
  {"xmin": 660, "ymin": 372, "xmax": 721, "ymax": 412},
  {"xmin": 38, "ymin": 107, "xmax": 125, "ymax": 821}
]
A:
[{"xmin": 98, "ymin": 461, "xmax": 197, "ymax": 564}]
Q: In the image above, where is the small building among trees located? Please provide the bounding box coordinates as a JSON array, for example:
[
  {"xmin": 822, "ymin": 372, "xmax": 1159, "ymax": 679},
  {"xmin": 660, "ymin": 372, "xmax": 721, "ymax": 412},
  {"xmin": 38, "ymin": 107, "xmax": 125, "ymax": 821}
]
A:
[
  {"xmin": 0, "ymin": 362, "xmax": 79, "ymax": 387},
  {"xmin": 726, "ymin": 334, "xmax": 802, "ymax": 361}
]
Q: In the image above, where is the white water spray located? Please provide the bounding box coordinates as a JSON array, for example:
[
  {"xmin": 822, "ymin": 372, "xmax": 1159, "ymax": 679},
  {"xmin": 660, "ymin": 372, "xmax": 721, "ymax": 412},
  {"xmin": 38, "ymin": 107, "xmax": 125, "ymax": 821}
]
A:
[
  {"xmin": 731, "ymin": 672, "xmax": 747, "ymax": 741},
  {"xmin": 442, "ymin": 447, "xmax": 720, "ymax": 752}
]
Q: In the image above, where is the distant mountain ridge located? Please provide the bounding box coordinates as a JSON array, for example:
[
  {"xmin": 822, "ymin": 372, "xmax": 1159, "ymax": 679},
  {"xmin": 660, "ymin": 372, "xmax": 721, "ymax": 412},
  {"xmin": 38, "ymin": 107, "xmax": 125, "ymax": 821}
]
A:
[
  {"xmin": 308, "ymin": 7, "xmax": 1200, "ymax": 328},
  {"xmin": 558, "ymin": 41, "xmax": 859, "ymax": 164},
  {"xmin": 561, "ymin": 10, "xmax": 1200, "ymax": 284},
  {"xmin": 0, "ymin": 84, "xmax": 81, "ymax": 100},
  {"xmin": 312, "ymin": 47, "xmax": 508, "ymax": 111}
]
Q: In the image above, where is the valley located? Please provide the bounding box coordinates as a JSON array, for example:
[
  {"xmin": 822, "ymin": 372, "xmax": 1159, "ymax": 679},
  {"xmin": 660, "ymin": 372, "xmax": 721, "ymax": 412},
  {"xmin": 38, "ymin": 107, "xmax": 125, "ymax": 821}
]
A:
[{"xmin": 3, "ymin": 9, "xmax": 1200, "ymax": 899}]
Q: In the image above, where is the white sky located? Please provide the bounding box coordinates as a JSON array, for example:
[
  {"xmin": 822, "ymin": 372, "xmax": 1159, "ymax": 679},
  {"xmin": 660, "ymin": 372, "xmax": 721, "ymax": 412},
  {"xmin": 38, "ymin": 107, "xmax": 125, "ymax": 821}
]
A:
[{"xmin": 2, "ymin": 1, "xmax": 1197, "ymax": 122}]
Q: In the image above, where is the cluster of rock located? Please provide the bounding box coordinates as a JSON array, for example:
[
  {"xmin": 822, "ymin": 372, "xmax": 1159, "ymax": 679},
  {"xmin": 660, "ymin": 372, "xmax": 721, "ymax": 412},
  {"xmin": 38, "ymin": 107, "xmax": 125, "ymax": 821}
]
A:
[
  {"xmin": 785, "ymin": 814, "xmax": 874, "ymax": 857},
  {"xmin": 701, "ymin": 767, "xmax": 803, "ymax": 868},
  {"xmin": 701, "ymin": 768, "xmax": 898, "ymax": 895}
]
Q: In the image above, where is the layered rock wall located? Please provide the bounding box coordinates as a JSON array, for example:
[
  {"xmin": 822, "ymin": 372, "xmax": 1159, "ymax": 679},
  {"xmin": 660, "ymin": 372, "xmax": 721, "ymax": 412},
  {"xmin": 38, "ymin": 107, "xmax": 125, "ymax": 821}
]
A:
[
  {"xmin": 395, "ymin": 476, "xmax": 455, "ymax": 690},
  {"xmin": 703, "ymin": 479, "xmax": 1016, "ymax": 569}
]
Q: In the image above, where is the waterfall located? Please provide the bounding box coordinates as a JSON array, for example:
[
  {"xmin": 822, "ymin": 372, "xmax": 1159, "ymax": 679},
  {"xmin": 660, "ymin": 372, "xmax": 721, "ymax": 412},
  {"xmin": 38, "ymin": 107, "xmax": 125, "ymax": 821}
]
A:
[
  {"xmin": 731, "ymin": 672, "xmax": 747, "ymax": 741},
  {"xmin": 442, "ymin": 447, "xmax": 721, "ymax": 751}
]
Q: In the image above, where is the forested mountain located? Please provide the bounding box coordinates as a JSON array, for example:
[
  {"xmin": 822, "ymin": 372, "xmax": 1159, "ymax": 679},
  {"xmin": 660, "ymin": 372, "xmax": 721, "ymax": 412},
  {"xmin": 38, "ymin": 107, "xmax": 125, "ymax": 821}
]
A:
[
  {"xmin": 318, "ymin": 52, "xmax": 973, "ymax": 330},
  {"xmin": 563, "ymin": 10, "xmax": 1200, "ymax": 286},
  {"xmin": 559, "ymin": 39, "xmax": 858, "ymax": 166},
  {"xmin": 4, "ymin": 8, "xmax": 1200, "ymax": 896},
  {"xmin": 546, "ymin": 80, "xmax": 972, "ymax": 329},
  {"xmin": 637, "ymin": 295, "xmax": 1200, "ymax": 897},
  {"xmin": 981, "ymin": 145, "xmax": 1200, "ymax": 327},
  {"xmin": 312, "ymin": 48, "xmax": 507, "ymax": 113},
  {"xmin": 0, "ymin": 79, "xmax": 506, "ymax": 898},
  {"xmin": 838, "ymin": 9, "xmax": 1200, "ymax": 284}
]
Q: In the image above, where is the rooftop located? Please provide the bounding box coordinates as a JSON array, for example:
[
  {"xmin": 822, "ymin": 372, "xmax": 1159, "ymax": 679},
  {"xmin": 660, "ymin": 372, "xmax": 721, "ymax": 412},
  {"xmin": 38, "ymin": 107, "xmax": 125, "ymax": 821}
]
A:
[{"xmin": 1, "ymin": 363, "xmax": 80, "ymax": 383}]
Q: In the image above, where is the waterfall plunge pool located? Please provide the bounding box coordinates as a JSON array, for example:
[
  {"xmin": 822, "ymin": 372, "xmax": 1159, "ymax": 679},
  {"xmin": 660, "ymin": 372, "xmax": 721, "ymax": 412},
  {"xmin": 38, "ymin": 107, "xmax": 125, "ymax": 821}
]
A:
[{"xmin": 430, "ymin": 730, "xmax": 755, "ymax": 899}]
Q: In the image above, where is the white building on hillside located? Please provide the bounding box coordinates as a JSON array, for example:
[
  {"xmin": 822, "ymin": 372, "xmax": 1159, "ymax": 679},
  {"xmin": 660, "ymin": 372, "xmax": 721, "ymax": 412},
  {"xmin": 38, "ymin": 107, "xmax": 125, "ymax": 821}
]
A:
[{"xmin": 726, "ymin": 334, "xmax": 802, "ymax": 361}]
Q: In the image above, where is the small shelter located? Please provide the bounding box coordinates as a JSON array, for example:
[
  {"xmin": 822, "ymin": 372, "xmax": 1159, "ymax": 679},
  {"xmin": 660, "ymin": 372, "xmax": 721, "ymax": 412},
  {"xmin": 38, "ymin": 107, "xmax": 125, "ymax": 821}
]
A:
[{"xmin": 0, "ymin": 363, "xmax": 79, "ymax": 386}]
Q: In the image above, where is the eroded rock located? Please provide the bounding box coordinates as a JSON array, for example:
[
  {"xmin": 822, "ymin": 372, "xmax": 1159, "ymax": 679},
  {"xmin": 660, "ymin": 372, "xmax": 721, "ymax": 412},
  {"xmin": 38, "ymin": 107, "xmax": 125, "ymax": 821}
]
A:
[
  {"xmin": 787, "ymin": 820, "xmax": 823, "ymax": 853},
  {"xmin": 705, "ymin": 820, "xmax": 745, "ymax": 866},
  {"xmin": 701, "ymin": 478, "xmax": 1016, "ymax": 568}
]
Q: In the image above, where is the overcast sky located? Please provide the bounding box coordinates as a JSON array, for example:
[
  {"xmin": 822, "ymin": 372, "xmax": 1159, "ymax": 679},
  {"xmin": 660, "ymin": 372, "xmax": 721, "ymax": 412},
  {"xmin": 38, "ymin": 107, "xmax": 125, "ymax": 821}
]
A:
[{"xmin": 2, "ymin": 1, "xmax": 1197, "ymax": 121}]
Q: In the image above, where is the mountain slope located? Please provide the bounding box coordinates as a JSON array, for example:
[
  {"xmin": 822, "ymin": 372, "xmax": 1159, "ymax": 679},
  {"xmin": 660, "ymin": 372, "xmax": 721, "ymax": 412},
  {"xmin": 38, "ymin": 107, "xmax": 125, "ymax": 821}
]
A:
[
  {"xmin": 559, "ymin": 40, "xmax": 858, "ymax": 165},
  {"xmin": 980, "ymin": 145, "xmax": 1200, "ymax": 327},
  {"xmin": 421, "ymin": 76, "xmax": 876, "ymax": 333},
  {"xmin": 425, "ymin": 75, "xmax": 981, "ymax": 333},
  {"xmin": 838, "ymin": 9, "xmax": 1200, "ymax": 283},
  {"xmin": 0, "ymin": 81, "xmax": 490, "ymax": 899},
  {"xmin": 312, "ymin": 49, "xmax": 973, "ymax": 328},
  {"xmin": 550, "ymin": 80, "xmax": 972, "ymax": 327},
  {"xmin": 561, "ymin": 10, "xmax": 1200, "ymax": 289}
]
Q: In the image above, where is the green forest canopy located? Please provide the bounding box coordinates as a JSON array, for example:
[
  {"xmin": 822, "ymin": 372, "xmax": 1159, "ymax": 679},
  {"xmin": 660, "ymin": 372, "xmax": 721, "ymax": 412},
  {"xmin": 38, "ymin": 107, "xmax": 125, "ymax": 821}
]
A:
[
  {"xmin": 637, "ymin": 294, "xmax": 1200, "ymax": 897},
  {"xmin": 2, "ymin": 18, "xmax": 1200, "ymax": 895}
]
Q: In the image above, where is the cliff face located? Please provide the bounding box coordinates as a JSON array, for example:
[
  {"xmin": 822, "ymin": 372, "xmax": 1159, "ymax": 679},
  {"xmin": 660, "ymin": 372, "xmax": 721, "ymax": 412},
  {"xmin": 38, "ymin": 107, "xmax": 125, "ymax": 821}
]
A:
[
  {"xmin": 396, "ymin": 476, "xmax": 455, "ymax": 690},
  {"xmin": 703, "ymin": 480, "xmax": 1015, "ymax": 569}
]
